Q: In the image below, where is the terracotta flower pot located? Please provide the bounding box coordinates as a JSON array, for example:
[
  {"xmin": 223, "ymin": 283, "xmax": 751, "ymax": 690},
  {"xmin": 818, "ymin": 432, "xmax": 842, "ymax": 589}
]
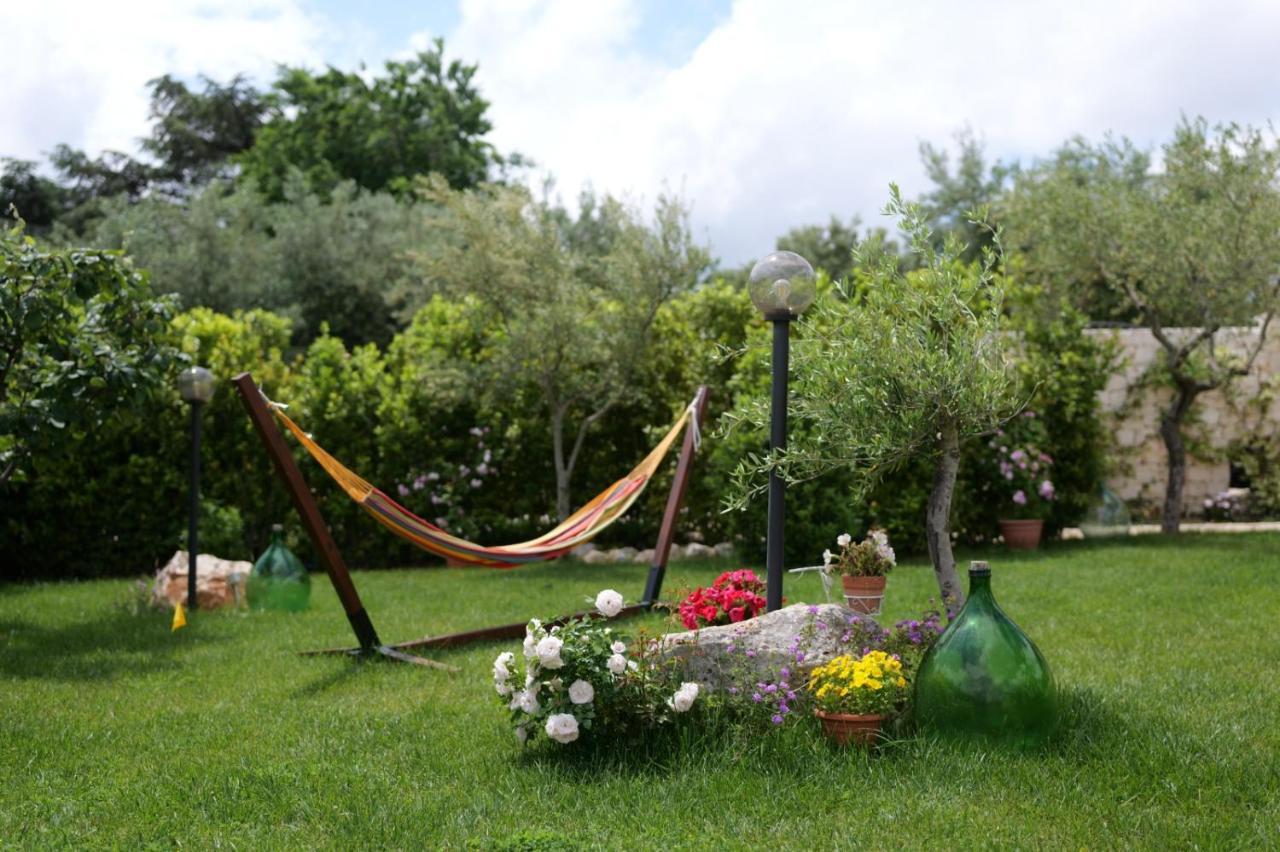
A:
[
  {"xmin": 815, "ymin": 709, "xmax": 886, "ymax": 746},
  {"xmin": 841, "ymin": 574, "xmax": 886, "ymax": 615},
  {"xmin": 1000, "ymin": 519, "xmax": 1045, "ymax": 551}
]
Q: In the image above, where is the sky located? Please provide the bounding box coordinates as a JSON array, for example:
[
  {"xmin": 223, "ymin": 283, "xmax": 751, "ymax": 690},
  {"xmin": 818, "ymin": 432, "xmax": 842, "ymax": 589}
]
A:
[{"xmin": 3, "ymin": 0, "xmax": 1279, "ymax": 265}]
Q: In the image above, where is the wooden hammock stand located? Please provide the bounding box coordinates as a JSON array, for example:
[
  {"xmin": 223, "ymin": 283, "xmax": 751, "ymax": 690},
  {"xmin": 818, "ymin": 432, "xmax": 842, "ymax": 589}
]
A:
[{"xmin": 233, "ymin": 372, "xmax": 709, "ymax": 668}]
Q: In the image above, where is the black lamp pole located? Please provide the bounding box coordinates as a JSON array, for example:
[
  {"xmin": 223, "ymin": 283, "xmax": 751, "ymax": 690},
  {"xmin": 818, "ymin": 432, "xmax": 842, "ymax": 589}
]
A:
[
  {"xmin": 178, "ymin": 365, "xmax": 215, "ymax": 612},
  {"xmin": 746, "ymin": 251, "xmax": 815, "ymax": 613},
  {"xmin": 766, "ymin": 315, "xmax": 791, "ymax": 611},
  {"xmin": 187, "ymin": 399, "xmax": 204, "ymax": 611}
]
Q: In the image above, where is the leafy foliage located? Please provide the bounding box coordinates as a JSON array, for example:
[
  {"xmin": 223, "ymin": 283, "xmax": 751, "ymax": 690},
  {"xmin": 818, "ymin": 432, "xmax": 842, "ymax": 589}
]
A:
[
  {"xmin": 0, "ymin": 222, "xmax": 176, "ymax": 485},
  {"xmin": 239, "ymin": 42, "xmax": 502, "ymax": 201}
]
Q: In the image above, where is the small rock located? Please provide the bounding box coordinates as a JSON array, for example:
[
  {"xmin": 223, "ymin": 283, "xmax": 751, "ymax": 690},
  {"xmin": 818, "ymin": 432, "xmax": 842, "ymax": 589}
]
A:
[
  {"xmin": 634, "ymin": 548, "xmax": 656, "ymax": 564},
  {"xmin": 686, "ymin": 530, "xmax": 705, "ymax": 543},
  {"xmin": 712, "ymin": 542, "xmax": 735, "ymax": 559},
  {"xmin": 1060, "ymin": 527, "xmax": 1085, "ymax": 541},
  {"xmin": 611, "ymin": 547, "xmax": 638, "ymax": 563},
  {"xmin": 660, "ymin": 603, "xmax": 878, "ymax": 688},
  {"xmin": 152, "ymin": 551, "xmax": 252, "ymax": 610},
  {"xmin": 683, "ymin": 542, "xmax": 714, "ymax": 559},
  {"xmin": 667, "ymin": 544, "xmax": 686, "ymax": 560},
  {"xmin": 583, "ymin": 549, "xmax": 613, "ymax": 565},
  {"xmin": 570, "ymin": 543, "xmax": 598, "ymax": 557}
]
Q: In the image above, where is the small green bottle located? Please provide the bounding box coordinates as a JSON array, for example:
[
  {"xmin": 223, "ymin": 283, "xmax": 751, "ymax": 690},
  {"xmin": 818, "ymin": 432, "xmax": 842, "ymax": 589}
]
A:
[
  {"xmin": 913, "ymin": 561, "xmax": 1057, "ymax": 742},
  {"xmin": 248, "ymin": 524, "xmax": 311, "ymax": 612}
]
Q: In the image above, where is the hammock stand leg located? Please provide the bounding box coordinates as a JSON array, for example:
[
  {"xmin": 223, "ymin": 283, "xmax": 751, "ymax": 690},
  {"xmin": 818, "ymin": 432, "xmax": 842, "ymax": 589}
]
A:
[
  {"xmin": 233, "ymin": 372, "xmax": 456, "ymax": 672},
  {"xmin": 642, "ymin": 384, "xmax": 709, "ymax": 607}
]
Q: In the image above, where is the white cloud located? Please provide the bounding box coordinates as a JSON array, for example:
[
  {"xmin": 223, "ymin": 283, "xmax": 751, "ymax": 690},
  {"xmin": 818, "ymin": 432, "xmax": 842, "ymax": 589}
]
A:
[
  {"xmin": 448, "ymin": 0, "xmax": 1280, "ymax": 265},
  {"xmin": 1, "ymin": 0, "xmax": 329, "ymax": 164}
]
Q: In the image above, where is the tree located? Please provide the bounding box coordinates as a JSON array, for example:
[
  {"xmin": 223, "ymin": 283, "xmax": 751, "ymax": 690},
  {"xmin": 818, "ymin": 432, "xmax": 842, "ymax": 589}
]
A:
[
  {"xmin": 1, "ymin": 159, "xmax": 66, "ymax": 232},
  {"xmin": 726, "ymin": 187, "xmax": 1018, "ymax": 612},
  {"xmin": 412, "ymin": 177, "xmax": 710, "ymax": 519},
  {"xmin": 0, "ymin": 220, "xmax": 177, "ymax": 485},
  {"xmin": 142, "ymin": 73, "xmax": 266, "ymax": 186},
  {"xmin": 917, "ymin": 127, "xmax": 1013, "ymax": 264},
  {"xmin": 775, "ymin": 216, "xmax": 862, "ymax": 283},
  {"xmin": 1005, "ymin": 120, "xmax": 1280, "ymax": 533},
  {"xmin": 240, "ymin": 41, "xmax": 501, "ymax": 201}
]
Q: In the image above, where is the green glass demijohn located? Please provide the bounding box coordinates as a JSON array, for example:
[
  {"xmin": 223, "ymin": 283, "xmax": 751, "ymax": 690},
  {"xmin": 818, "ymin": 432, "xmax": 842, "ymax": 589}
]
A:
[
  {"xmin": 913, "ymin": 561, "xmax": 1057, "ymax": 742},
  {"xmin": 248, "ymin": 524, "xmax": 311, "ymax": 612}
]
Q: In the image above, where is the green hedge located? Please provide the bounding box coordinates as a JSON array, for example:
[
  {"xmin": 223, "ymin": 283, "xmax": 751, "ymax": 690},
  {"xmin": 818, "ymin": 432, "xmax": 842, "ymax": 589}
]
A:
[{"xmin": 1, "ymin": 283, "xmax": 1113, "ymax": 579}]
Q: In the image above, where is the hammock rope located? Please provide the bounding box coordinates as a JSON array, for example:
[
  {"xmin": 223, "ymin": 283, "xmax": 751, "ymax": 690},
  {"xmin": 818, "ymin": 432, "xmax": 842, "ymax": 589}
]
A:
[{"xmin": 264, "ymin": 389, "xmax": 704, "ymax": 568}]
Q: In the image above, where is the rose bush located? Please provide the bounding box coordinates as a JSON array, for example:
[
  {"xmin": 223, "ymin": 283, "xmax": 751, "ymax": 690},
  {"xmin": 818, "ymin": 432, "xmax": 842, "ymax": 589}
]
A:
[{"xmin": 496, "ymin": 590, "xmax": 703, "ymax": 747}]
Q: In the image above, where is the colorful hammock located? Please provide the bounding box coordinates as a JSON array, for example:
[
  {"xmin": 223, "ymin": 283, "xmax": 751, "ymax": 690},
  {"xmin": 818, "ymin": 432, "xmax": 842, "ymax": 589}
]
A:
[{"xmin": 264, "ymin": 390, "xmax": 703, "ymax": 568}]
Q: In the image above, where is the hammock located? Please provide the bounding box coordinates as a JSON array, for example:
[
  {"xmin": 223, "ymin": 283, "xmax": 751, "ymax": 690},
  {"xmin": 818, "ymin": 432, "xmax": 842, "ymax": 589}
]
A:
[{"xmin": 264, "ymin": 390, "xmax": 703, "ymax": 568}]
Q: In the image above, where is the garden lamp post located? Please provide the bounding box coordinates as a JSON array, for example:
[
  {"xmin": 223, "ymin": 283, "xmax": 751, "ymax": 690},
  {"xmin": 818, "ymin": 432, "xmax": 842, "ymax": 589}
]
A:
[
  {"xmin": 747, "ymin": 251, "xmax": 816, "ymax": 611},
  {"xmin": 178, "ymin": 366, "xmax": 215, "ymax": 611}
]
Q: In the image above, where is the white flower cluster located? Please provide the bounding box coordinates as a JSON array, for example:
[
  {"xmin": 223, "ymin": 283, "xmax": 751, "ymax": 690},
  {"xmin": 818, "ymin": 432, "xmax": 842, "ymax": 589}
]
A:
[
  {"xmin": 496, "ymin": 589, "xmax": 699, "ymax": 747},
  {"xmin": 871, "ymin": 529, "xmax": 896, "ymax": 566}
]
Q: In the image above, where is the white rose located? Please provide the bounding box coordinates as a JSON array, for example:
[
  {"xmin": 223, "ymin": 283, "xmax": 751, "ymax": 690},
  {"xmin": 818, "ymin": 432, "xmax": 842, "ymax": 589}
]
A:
[
  {"xmin": 610, "ymin": 641, "xmax": 627, "ymax": 654},
  {"xmin": 568, "ymin": 679, "xmax": 595, "ymax": 705},
  {"xmin": 535, "ymin": 636, "xmax": 564, "ymax": 669},
  {"xmin": 495, "ymin": 680, "xmax": 513, "ymax": 696},
  {"xmin": 606, "ymin": 654, "xmax": 627, "ymax": 675},
  {"xmin": 627, "ymin": 660, "xmax": 638, "ymax": 671},
  {"xmin": 515, "ymin": 725, "xmax": 528, "ymax": 744},
  {"xmin": 878, "ymin": 543, "xmax": 896, "ymax": 566},
  {"xmin": 545, "ymin": 713, "xmax": 580, "ymax": 744},
  {"xmin": 493, "ymin": 651, "xmax": 514, "ymax": 681},
  {"xmin": 517, "ymin": 689, "xmax": 541, "ymax": 715},
  {"xmin": 837, "ymin": 533, "xmax": 852, "ymax": 548},
  {"xmin": 823, "ymin": 549, "xmax": 834, "ymax": 566},
  {"xmin": 595, "ymin": 589, "xmax": 624, "ymax": 618},
  {"xmin": 872, "ymin": 529, "xmax": 889, "ymax": 547},
  {"xmin": 668, "ymin": 682, "xmax": 699, "ymax": 713},
  {"xmin": 522, "ymin": 633, "xmax": 538, "ymax": 659}
]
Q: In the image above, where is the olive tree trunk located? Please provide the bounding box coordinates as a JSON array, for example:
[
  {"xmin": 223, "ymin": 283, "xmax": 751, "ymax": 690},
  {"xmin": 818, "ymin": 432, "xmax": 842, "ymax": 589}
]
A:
[
  {"xmin": 1159, "ymin": 382, "xmax": 1201, "ymax": 535},
  {"xmin": 926, "ymin": 418, "xmax": 965, "ymax": 617}
]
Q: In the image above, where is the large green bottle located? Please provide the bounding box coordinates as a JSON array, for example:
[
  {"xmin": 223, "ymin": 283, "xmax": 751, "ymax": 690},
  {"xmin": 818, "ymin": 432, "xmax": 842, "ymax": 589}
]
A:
[
  {"xmin": 913, "ymin": 561, "xmax": 1057, "ymax": 742},
  {"xmin": 247, "ymin": 524, "xmax": 311, "ymax": 612}
]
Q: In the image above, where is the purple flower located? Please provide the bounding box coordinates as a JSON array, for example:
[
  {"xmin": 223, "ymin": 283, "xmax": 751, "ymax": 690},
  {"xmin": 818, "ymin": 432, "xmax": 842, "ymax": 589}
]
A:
[
  {"xmin": 396, "ymin": 484, "xmax": 410, "ymax": 497},
  {"xmin": 765, "ymin": 684, "xmax": 777, "ymax": 693},
  {"xmin": 1039, "ymin": 480, "xmax": 1056, "ymax": 500},
  {"xmin": 778, "ymin": 702, "xmax": 789, "ymax": 713},
  {"xmin": 746, "ymin": 650, "xmax": 756, "ymax": 658},
  {"xmin": 1012, "ymin": 490, "xmax": 1028, "ymax": 506},
  {"xmin": 786, "ymin": 690, "xmax": 796, "ymax": 700},
  {"xmin": 807, "ymin": 605, "xmax": 819, "ymax": 615},
  {"xmin": 727, "ymin": 686, "xmax": 739, "ymax": 695},
  {"xmin": 752, "ymin": 692, "xmax": 763, "ymax": 703},
  {"xmin": 780, "ymin": 667, "xmax": 791, "ymax": 679},
  {"xmin": 771, "ymin": 714, "xmax": 784, "ymax": 725},
  {"xmin": 1010, "ymin": 449, "xmax": 1025, "ymax": 462}
]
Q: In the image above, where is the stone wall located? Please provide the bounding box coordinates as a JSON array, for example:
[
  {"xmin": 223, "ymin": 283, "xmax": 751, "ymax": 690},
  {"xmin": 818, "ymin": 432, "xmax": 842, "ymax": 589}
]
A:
[{"xmin": 1090, "ymin": 326, "xmax": 1280, "ymax": 516}]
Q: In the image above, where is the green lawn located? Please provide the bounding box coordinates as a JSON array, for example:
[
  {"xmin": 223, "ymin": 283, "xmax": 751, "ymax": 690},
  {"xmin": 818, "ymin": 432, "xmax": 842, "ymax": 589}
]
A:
[{"xmin": 2, "ymin": 534, "xmax": 1278, "ymax": 849}]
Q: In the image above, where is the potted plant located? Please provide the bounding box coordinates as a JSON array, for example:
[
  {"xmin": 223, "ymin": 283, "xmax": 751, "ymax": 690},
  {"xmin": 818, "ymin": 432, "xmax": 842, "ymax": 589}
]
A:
[
  {"xmin": 989, "ymin": 413, "xmax": 1056, "ymax": 550},
  {"xmin": 823, "ymin": 530, "xmax": 895, "ymax": 614},
  {"xmin": 806, "ymin": 649, "xmax": 909, "ymax": 746}
]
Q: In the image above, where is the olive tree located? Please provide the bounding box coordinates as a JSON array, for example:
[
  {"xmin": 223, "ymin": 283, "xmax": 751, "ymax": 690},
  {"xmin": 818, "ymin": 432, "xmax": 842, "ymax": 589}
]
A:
[
  {"xmin": 1005, "ymin": 120, "xmax": 1280, "ymax": 533},
  {"xmin": 727, "ymin": 188, "xmax": 1018, "ymax": 612},
  {"xmin": 411, "ymin": 177, "xmax": 710, "ymax": 519}
]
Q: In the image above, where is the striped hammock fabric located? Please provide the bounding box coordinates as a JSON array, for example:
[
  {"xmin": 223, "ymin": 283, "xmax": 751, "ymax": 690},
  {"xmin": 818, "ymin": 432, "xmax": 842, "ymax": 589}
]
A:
[{"xmin": 267, "ymin": 391, "xmax": 702, "ymax": 568}]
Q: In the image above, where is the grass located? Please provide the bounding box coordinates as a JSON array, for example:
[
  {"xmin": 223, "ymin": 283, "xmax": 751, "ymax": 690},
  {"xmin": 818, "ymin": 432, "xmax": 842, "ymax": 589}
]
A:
[{"xmin": 1, "ymin": 534, "xmax": 1278, "ymax": 849}]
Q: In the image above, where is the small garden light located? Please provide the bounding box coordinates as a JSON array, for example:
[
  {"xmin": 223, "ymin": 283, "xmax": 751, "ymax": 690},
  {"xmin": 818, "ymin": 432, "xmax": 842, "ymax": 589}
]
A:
[
  {"xmin": 747, "ymin": 251, "xmax": 816, "ymax": 611},
  {"xmin": 178, "ymin": 366, "xmax": 215, "ymax": 611}
]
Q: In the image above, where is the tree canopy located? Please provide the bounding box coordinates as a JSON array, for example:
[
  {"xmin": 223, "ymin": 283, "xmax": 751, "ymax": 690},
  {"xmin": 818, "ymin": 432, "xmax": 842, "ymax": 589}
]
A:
[{"xmin": 239, "ymin": 41, "xmax": 502, "ymax": 201}]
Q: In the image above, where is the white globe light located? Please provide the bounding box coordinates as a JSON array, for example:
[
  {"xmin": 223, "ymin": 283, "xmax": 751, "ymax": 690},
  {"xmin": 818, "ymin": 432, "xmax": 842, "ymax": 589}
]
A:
[{"xmin": 747, "ymin": 251, "xmax": 816, "ymax": 319}]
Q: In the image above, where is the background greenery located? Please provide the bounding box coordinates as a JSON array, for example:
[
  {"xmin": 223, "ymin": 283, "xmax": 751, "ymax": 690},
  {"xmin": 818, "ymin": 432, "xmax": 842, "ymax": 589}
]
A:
[{"xmin": 1, "ymin": 536, "xmax": 1276, "ymax": 848}]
